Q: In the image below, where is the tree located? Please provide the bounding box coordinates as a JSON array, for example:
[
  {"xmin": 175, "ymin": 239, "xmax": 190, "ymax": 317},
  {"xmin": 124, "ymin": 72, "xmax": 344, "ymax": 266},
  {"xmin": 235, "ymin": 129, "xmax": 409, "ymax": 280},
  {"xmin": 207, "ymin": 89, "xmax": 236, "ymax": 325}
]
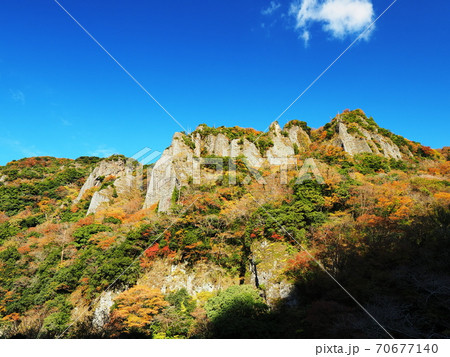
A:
[
  {"xmin": 204, "ymin": 285, "xmax": 269, "ymax": 338},
  {"xmin": 110, "ymin": 285, "xmax": 168, "ymax": 336}
]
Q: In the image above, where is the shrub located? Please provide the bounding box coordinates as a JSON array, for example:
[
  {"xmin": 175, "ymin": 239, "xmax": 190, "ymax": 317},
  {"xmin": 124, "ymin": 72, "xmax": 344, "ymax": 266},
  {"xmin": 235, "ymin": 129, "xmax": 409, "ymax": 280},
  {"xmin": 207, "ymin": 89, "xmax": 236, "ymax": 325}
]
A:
[
  {"xmin": 20, "ymin": 215, "xmax": 45, "ymax": 228},
  {"xmin": 205, "ymin": 285, "xmax": 269, "ymax": 338},
  {"xmin": 0, "ymin": 222, "xmax": 20, "ymax": 244},
  {"xmin": 354, "ymin": 153, "xmax": 390, "ymax": 174},
  {"xmin": 182, "ymin": 135, "xmax": 196, "ymax": 150},
  {"xmin": 73, "ymin": 224, "xmax": 112, "ymax": 248},
  {"xmin": 103, "ymin": 216, "xmax": 122, "ymax": 225},
  {"xmin": 284, "ymin": 120, "xmax": 312, "ymax": 135},
  {"xmin": 166, "ymin": 288, "xmax": 196, "ymax": 314}
]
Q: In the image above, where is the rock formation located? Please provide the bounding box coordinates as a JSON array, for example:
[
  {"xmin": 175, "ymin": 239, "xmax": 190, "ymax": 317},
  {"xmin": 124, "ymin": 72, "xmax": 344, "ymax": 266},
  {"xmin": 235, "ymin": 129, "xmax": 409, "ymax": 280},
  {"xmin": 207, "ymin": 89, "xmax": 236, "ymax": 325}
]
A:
[
  {"xmin": 75, "ymin": 157, "xmax": 142, "ymax": 215},
  {"xmin": 332, "ymin": 119, "xmax": 403, "ymax": 159},
  {"xmin": 78, "ymin": 110, "xmax": 410, "ymax": 215},
  {"xmin": 143, "ymin": 121, "xmax": 312, "ymax": 212}
]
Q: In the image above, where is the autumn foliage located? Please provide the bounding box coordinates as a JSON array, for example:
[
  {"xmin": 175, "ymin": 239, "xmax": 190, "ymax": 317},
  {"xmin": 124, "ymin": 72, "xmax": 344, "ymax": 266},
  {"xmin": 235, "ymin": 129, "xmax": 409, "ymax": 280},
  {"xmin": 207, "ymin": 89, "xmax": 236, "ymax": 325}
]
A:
[{"xmin": 109, "ymin": 286, "xmax": 168, "ymax": 335}]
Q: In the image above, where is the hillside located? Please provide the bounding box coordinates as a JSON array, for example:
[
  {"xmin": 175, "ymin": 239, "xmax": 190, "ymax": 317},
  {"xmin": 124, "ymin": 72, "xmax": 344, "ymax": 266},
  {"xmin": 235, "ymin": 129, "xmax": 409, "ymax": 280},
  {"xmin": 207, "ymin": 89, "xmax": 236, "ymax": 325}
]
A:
[{"xmin": 0, "ymin": 109, "xmax": 449, "ymax": 338}]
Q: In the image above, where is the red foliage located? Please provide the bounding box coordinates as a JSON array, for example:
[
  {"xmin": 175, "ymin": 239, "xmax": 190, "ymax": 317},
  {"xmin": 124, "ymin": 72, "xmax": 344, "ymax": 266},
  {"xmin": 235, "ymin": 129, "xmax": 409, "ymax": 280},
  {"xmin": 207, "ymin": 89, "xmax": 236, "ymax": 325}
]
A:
[
  {"xmin": 271, "ymin": 233, "xmax": 284, "ymax": 241},
  {"xmin": 17, "ymin": 245, "xmax": 31, "ymax": 255},
  {"xmin": 76, "ymin": 215, "xmax": 94, "ymax": 227},
  {"xmin": 141, "ymin": 244, "xmax": 173, "ymax": 268},
  {"xmin": 286, "ymin": 251, "xmax": 314, "ymax": 276},
  {"xmin": 420, "ymin": 146, "xmax": 434, "ymax": 156},
  {"xmin": 144, "ymin": 244, "xmax": 160, "ymax": 258}
]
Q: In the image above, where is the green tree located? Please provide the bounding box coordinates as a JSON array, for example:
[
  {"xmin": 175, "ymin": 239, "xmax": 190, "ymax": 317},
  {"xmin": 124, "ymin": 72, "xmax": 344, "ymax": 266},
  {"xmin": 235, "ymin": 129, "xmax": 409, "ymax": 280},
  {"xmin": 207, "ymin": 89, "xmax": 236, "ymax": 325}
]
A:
[{"xmin": 205, "ymin": 285, "xmax": 269, "ymax": 338}]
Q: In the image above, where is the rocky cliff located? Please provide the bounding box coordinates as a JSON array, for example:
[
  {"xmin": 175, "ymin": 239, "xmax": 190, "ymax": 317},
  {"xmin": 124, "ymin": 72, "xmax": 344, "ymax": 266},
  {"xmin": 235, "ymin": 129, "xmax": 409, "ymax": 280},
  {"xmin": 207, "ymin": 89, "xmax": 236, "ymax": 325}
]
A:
[
  {"xmin": 329, "ymin": 115, "xmax": 405, "ymax": 159},
  {"xmin": 143, "ymin": 120, "xmax": 312, "ymax": 212},
  {"xmin": 142, "ymin": 110, "xmax": 410, "ymax": 213},
  {"xmin": 77, "ymin": 110, "xmax": 412, "ymax": 214},
  {"xmin": 75, "ymin": 156, "xmax": 142, "ymax": 214}
]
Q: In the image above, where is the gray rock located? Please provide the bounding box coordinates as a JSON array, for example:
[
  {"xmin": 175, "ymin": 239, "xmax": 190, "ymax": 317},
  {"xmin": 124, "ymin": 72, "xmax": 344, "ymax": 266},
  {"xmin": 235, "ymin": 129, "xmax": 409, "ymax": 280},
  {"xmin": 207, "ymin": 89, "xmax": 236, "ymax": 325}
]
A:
[
  {"xmin": 334, "ymin": 122, "xmax": 373, "ymax": 156},
  {"xmin": 138, "ymin": 260, "xmax": 239, "ymax": 296},
  {"xmin": 86, "ymin": 191, "xmax": 111, "ymax": 215},
  {"xmin": 142, "ymin": 118, "xmax": 403, "ymax": 213},
  {"xmin": 92, "ymin": 290, "xmax": 120, "ymax": 331},
  {"xmin": 74, "ymin": 160, "xmax": 126, "ymax": 203},
  {"xmin": 75, "ymin": 158, "xmax": 143, "ymax": 214}
]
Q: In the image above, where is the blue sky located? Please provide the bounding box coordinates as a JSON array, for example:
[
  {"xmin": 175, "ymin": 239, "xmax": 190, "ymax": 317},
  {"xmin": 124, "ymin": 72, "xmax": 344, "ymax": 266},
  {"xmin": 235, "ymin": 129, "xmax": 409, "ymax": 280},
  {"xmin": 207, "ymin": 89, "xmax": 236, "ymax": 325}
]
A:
[{"xmin": 1, "ymin": 0, "xmax": 449, "ymax": 165}]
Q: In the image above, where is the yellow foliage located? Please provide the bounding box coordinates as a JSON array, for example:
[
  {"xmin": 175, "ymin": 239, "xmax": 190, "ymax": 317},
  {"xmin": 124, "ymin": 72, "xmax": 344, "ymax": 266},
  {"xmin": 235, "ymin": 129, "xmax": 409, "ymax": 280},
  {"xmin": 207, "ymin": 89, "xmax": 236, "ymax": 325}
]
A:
[
  {"xmin": 434, "ymin": 192, "xmax": 450, "ymax": 203},
  {"xmin": 111, "ymin": 285, "xmax": 168, "ymax": 332}
]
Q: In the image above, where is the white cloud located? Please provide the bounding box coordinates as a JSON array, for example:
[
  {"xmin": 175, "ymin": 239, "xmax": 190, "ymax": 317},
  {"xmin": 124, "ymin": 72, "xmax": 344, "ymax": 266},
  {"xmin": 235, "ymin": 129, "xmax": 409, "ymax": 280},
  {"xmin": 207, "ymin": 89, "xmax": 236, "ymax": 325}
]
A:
[
  {"xmin": 301, "ymin": 29, "xmax": 311, "ymax": 46},
  {"xmin": 90, "ymin": 147, "xmax": 118, "ymax": 158},
  {"xmin": 289, "ymin": 0, "xmax": 375, "ymax": 45},
  {"xmin": 262, "ymin": 1, "xmax": 281, "ymax": 15},
  {"xmin": 9, "ymin": 89, "xmax": 25, "ymax": 104},
  {"xmin": 60, "ymin": 118, "xmax": 72, "ymax": 126},
  {"xmin": 0, "ymin": 137, "xmax": 42, "ymax": 158}
]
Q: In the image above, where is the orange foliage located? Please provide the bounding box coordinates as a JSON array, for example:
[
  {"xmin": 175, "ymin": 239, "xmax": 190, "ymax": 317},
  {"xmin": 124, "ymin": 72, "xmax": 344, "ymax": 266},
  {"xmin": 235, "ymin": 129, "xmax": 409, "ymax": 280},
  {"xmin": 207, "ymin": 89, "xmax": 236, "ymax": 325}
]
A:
[
  {"xmin": 434, "ymin": 192, "xmax": 450, "ymax": 203},
  {"xmin": 103, "ymin": 208, "xmax": 126, "ymax": 221},
  {"xmin": 375, "ymin": 181, "xmax": 413, "ymax": 221},
  {"xmin": 123, "ymin": 208, "xmax": 154, "ymax": 224},
  {"xmin": 42, "ymin": 223, "xmax": 63, "ymax": 234},
  {"xmin": 286, "ymin": 251, "xmax": 314, "ymax": 276},
  {"xmin": 89, "ymin": 233, "xmax": 117, "ymax": 250},
  {"xmin": 76, "ymin": 215, "xmax": 95, "ymax": 227},
  {"xmin": 271, "ymin": 233, "xmax": 284, "ymax": 241},
  {"xmin": 17, "ymin": 244, "xmax": 31, "ymax": 255},
  {"xmin": 428, "ymin": 161, "xmax": 450, "ymax": 176},
  {"xmin": 140, "ymin": 243, "xmax": 172, "ymax": 268},
  {"xmin": 110, "ymin": 286, "xmax": 168, "ymax": 332},
  {"xmin": 0, "ymin": 212, "xmax": 9, "ymax": 224},
  {"xmin": 2, "ymin": 313, "xmax": 21, "ymax": 322},
  {"xmin": 356, "ymin": 213, "xmax": 384, "ymax": 227}
]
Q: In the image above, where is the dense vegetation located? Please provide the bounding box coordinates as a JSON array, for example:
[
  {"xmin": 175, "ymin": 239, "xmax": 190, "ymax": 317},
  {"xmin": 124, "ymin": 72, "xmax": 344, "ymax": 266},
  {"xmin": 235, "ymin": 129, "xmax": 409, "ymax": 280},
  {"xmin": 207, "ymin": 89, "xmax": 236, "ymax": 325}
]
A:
[
  {"xmin": 0, "ymin": 114, "xmax": 449, "ymax": 339},
  {"xmin": 190, "ymin": 124, "xmax": 274, "ymax": 155}
]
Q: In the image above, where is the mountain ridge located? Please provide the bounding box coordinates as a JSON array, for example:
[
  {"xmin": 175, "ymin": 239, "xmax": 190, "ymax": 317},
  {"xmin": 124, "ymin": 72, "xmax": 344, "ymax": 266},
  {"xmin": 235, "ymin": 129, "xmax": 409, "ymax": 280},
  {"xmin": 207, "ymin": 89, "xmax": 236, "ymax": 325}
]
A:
[{"xmin": 0, "ymin": 109, "xmax": 448, "ymax": 338}]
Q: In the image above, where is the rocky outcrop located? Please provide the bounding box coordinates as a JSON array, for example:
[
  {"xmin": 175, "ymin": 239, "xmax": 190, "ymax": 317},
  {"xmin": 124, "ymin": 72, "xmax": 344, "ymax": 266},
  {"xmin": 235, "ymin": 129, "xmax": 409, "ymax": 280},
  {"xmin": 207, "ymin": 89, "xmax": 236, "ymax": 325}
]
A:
[
  {"xmin": 75, "ymin": 158, "xmax": 142, "ymax": 215},
  {"xmin": 138, "ymin": 260, "xmax": 240, "ymax": 296},
  {"xmin": 332, "ymin": 119, "xmax": 403, "ymax": 159},
  {"xmin": 143, "ymin": 133, "xmax": 193, "ymax": 212},
  {"xmin": 142, "ymin": 112, "xmax": 411, "ymax": 213},
  {"xmin": 333, "ymin": 122, "xmax": 373, "ymax": 156},
  {"xmin": 266, "ymin": 122, "xmax": 295, "ymax": 160},
  {"xmin": 249, "ymin": 240, "xmax": 297, "ymax": 306},
  {"xmin": 74, "ymin": 160, "xmax": 127, "ymax": 203},
  {"xmin": 143, "ymin": 121, "xmax": 312, "ymax": 212},
  {"xmin": 135, "ymin": 241, "xmax": 296, "ymax": 307},
  {"xmin": 87, "ymin": 191, "xmax": 110, "ymax": 215},
  {"xmin": 92, "ymin": 290, "xmax": 120, "ymax": 331}
]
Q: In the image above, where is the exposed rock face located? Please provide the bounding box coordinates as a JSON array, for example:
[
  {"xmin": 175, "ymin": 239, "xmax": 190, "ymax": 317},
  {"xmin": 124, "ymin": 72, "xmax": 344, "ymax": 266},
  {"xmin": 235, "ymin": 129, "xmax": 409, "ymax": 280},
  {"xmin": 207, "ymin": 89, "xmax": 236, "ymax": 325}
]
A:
[
  {"xmin": 0, "ymin": 175, "xmax": 6, "ymax": 183},
  {"xmin": 74, "ymin": 160, "xmax": 127, "ymax": 203},
  {"xmin": 266, "ymin": 122, "xmax": 296, "ymax": 160},
  {"xmin": 87, "ymin": 191, "xmax": 110, "ymax": 215},
  {"xmin": 142, "ymin": 113, "xmax": 408, "ymax": 213},
  {"xmin": 143, "ymin": 133, "xmax": 193, "ymax": 212},
  {"xmin": 92, "ymin": 290, "xmax": 120, "ymax": 331},
  {"xmin": 334, "ymin": 122, "xmax": 374, "ymax": 156},
  {"xmin": 143, "ymin": 121, "xmax": 312, "ymax": 212},
  {"xmin": 136, "ymin": 241, "xmax": 296, "ymax": 307},
  {"xmin": 138, "ymin": 260, "xmax": 240, "ymax": 296},
  {"xmin": 75, "ymin": 158, "xmax": 142, "ymax": 215},
  {"xmin": 249, "ymin": 240, "xmax": 297, "ymax": 306},
  {"xmin": 332, "ymin": 119, "xmax": 403, "ymax": 159}
]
